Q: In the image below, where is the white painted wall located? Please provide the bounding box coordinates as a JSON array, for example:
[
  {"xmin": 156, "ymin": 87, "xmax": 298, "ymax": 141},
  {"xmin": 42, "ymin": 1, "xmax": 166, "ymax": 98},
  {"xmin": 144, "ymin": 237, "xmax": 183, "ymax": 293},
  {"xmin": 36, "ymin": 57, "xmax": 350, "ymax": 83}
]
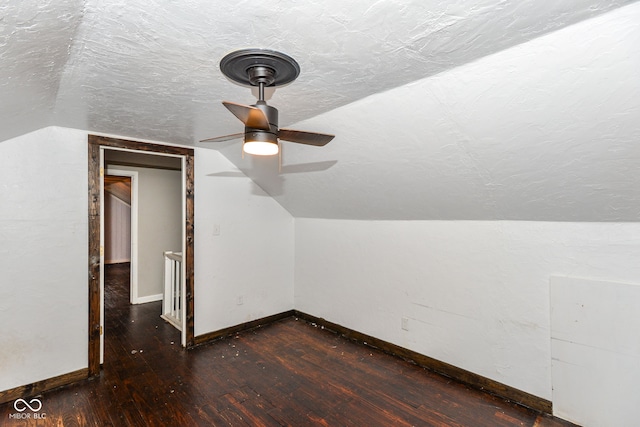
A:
[
  {"xmin": 294, "ymin": 219, "xmax": 640, "ymax": 402},
  {"xmin": 550, "ymin": 276, "xmax": 640, "ymax": 427},
  {"xmin": 105, "ymin": 164, "xmax": 182, "ymax": 299},
  {"xmin": 194, "ymin": 148, "xmax": 294, "ymax": 335},
  {"xmin": 104, "ymin": 191, "xmax": 131, "ymax": 264},
  {"xmin": 0, "ymin": 126, "xmax": 88, "ymax": 391}
]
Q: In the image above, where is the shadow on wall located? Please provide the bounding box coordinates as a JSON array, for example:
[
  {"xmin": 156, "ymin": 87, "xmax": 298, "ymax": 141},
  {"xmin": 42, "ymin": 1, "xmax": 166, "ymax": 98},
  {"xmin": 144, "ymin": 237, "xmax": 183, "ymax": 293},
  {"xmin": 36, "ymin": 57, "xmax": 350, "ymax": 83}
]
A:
[{"xmin": 207, "ymin": 157, "xmax": 337, "ymax": 197}]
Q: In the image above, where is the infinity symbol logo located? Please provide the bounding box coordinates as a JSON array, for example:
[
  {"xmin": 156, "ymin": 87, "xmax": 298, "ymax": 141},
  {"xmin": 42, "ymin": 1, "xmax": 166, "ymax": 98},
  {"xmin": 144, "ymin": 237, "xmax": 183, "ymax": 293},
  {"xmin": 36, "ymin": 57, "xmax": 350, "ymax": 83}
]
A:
[{"xmin": 13, "ymin": 398, "xmax": 42, "ymax": 412}]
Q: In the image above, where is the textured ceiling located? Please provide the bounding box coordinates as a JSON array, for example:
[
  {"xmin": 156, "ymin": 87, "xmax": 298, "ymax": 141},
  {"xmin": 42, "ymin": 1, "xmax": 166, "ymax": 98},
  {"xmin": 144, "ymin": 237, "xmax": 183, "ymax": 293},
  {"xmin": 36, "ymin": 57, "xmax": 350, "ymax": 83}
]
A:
[{"xmin": 1, "ymin": 0, "xmax": 639, "ymax": 220}]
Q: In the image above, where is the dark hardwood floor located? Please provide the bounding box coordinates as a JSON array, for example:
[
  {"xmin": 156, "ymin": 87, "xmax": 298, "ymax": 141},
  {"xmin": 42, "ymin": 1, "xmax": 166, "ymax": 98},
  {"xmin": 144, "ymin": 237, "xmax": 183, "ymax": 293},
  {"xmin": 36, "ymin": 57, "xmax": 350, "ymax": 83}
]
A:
[{"xmin": 1, "ymin": 263, "xmax": 577, "ymax": 426}]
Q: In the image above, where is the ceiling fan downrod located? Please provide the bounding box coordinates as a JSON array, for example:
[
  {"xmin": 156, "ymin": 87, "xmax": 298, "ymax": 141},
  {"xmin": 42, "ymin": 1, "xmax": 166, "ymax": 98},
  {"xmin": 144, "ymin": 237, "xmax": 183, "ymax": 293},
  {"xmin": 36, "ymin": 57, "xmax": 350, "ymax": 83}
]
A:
[{"xmin": 247, "ymin": 66, "xmax": 275, "ymax": 103}]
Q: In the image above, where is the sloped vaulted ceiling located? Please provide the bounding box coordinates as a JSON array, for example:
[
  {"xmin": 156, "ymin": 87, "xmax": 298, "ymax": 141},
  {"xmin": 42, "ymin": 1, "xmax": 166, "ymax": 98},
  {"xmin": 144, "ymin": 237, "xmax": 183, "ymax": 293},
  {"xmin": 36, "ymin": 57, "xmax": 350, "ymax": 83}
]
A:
[{"xmin": 1, "ymin": 0, "xmax": 639, "ymax": 220}]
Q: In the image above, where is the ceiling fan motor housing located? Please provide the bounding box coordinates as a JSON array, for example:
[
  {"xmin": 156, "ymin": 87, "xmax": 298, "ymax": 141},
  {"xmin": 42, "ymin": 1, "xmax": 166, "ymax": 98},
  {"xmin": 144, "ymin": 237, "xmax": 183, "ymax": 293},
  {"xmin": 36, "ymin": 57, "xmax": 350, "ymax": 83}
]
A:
[
  {"xmin": 251, "ymin": 100, "xmax": 278, "ymax": 130},
  {"xmin": 245, "ymin": 130, "xmax": 278, "ymax": 145},
  {"xmin": 246, "ymin": 101, "xmax": 279, "ymax": 147}
]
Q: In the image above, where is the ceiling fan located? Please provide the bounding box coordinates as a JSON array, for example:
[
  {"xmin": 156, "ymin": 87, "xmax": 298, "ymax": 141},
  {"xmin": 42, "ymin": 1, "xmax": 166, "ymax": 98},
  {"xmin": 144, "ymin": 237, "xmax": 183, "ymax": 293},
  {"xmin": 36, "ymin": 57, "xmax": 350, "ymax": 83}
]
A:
[{"xmin": 200, "ymin": 49, "xmax": 334, "ymax": 156}]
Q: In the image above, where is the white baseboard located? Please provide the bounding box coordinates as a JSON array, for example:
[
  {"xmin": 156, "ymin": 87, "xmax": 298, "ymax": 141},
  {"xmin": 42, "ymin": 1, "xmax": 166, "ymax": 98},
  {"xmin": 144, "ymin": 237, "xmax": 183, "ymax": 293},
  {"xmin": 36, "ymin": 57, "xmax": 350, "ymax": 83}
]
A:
[{"xmin": 132, "ymin": 293, "xmax": 163, "ymax": 304}]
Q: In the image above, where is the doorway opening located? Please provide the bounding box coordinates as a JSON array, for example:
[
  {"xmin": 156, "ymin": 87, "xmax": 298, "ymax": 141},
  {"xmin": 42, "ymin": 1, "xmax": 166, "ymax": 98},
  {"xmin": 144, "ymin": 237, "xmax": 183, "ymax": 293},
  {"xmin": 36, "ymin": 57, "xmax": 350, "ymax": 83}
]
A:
[
  {"xmin": 88, "ymin": 135, "xmax": 194, "ymax": 377},
  {"xmin": 104, "ymin": 172, "xmax": 135, "ymax": 303}
]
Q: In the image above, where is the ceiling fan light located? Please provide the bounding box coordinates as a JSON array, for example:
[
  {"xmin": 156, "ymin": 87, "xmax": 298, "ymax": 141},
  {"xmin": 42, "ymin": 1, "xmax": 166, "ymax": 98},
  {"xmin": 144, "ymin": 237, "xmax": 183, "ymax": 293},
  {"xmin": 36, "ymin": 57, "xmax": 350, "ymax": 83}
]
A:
[
  {"xmin": 243, "ymin": 132, "xmax": 279, "ymax": 156},
  {"xmin": 243, "ymin": 141, "xmax": 279, "ymax": 156}
]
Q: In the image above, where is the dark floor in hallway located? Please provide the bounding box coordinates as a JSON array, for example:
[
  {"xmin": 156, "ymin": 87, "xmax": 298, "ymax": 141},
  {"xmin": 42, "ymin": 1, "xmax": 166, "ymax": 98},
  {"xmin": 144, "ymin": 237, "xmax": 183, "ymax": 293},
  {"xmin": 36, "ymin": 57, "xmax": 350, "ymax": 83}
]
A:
[{"xmin": 0, "ymin": 263, "xmax": 577, "ymax": 426}]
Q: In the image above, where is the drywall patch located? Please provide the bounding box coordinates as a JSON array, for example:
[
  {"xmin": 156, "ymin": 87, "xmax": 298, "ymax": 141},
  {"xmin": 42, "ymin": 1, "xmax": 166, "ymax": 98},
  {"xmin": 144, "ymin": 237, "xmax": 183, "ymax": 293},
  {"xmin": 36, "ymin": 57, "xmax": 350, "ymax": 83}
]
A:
[{"xmin": 550, "ymin": 276, "xmax": 640, "ymax": 426}]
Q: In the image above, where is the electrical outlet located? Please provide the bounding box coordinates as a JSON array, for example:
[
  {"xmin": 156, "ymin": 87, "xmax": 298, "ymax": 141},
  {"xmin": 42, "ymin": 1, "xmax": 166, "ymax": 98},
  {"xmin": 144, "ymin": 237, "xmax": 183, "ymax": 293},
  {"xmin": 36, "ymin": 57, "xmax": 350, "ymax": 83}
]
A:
[
  {"xmin": 212, "ymin": 224, "xmax": 221, "ymax": 236},
  {"xmin": 401, "ymin": 317, "xmax": 409, "ymax": 331},
  {"xmin": 237, "ymin": 295, "xmax": 244, "ymax": 305}
]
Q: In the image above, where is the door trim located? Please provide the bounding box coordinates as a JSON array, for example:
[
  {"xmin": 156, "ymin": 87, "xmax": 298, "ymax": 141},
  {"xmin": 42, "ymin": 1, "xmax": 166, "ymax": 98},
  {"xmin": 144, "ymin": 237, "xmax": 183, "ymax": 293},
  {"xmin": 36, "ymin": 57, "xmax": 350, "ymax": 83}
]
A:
[{"xmin": 88, "ymin": 135, "xmax": 195, "ymax": 376}]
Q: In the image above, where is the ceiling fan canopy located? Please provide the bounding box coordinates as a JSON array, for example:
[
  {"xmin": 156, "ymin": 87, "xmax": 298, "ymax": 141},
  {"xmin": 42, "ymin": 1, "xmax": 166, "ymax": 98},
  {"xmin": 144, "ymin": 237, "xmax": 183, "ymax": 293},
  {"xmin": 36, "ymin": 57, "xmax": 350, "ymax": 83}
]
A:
[{"xmin": 201, "ymin": 48, "xmax": 334, "ymax": 155}]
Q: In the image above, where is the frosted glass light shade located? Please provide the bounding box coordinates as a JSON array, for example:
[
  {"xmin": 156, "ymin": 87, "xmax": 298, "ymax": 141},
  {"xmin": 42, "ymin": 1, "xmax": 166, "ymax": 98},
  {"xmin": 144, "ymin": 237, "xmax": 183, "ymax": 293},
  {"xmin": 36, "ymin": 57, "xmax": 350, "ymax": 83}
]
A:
[
  {"xmin": 243, "ymin": 140, "xmax": 279, "ymax": 155},
  {"xmin": 243, "ymin": 131, "xmax": 279, "ymax": 156}
]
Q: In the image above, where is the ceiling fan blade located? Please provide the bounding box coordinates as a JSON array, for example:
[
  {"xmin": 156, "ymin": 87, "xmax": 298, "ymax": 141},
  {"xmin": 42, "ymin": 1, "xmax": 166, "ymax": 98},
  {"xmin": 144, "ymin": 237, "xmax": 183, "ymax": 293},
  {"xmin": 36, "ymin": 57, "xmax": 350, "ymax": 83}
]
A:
[
  {"xmin": 199, "ymin": 132, "xmax": 243, "ymax": 143},
  {"xmin": 278, "ymin": 129, "xmax": 334, "ymax": 146},
  {"xmin": 223, "ymin": 101, "xmax": 270, "ymax": 130}
]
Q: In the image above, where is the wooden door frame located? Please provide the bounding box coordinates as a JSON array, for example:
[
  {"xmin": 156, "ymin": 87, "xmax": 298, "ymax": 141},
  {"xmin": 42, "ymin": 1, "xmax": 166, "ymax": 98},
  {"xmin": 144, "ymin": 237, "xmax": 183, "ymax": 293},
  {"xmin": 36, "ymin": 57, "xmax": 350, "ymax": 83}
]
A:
[{"xmin": 88, "ymin": 135, "xmax": 195, "ymax": 376}]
